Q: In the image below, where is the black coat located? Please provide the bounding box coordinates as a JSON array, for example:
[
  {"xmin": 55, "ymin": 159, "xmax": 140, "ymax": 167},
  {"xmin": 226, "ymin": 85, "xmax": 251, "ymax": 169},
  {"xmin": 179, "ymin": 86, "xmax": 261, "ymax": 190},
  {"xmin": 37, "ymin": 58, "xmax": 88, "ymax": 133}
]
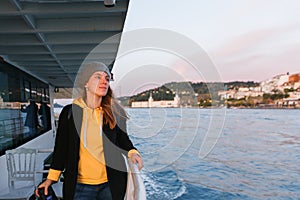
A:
[
  {"xmin": 21, "ymin": 101, "xmax": 39, "ymax": 128},
  {"xmin": 50, "ymin": 104, "xmax": 135, "ymax": 200},
  {"xmin": 39, "ymin": 103, "xmax": 51, "ymax": 131}
]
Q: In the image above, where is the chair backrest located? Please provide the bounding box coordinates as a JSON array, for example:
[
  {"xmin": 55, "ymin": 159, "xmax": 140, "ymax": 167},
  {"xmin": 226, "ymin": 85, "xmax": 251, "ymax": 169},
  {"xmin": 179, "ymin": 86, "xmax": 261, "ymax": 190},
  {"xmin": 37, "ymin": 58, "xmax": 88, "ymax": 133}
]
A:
[{"xmin": 6, "ymin": 148, "xmax": 37, "ymax": 189}]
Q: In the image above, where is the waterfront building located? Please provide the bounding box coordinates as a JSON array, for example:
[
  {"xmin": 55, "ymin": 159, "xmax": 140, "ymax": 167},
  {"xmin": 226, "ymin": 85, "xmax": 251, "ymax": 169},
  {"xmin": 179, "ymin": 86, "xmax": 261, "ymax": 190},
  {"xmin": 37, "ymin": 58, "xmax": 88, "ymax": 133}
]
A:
[{"xmin": 131, "ymin": 93, "xmax": 180, "ymax": 108}]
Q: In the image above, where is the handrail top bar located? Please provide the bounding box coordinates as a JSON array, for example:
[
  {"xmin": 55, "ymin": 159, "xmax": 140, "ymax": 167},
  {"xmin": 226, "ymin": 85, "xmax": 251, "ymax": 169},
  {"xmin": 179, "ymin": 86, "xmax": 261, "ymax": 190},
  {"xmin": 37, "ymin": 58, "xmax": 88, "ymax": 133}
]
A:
[{"xmin": 37, "ymin": 148, "xmax": 53, "ymax": 153}]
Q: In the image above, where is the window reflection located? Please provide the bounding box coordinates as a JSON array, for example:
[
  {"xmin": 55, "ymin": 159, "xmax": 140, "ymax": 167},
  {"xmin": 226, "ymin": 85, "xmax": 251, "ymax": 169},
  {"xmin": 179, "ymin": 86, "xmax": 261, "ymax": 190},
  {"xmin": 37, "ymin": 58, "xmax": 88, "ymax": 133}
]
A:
[{"xmin": 0, "ymin": 61, "xmax": 52, "ymax": 155}]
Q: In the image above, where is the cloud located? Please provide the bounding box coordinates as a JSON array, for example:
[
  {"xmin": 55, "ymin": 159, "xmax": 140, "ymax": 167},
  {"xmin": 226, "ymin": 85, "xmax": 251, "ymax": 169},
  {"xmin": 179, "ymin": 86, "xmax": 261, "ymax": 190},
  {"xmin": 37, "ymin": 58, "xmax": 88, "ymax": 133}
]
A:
[
  {"xmin": 211, "ymin": 44, "xmax": 300, "ymax": 82},
  {"xmin": 206, "ymin": 22, "xmax": 300, "ymax": 81},
  {"xmin": 211, "ymin": 19, "xmax": 300, "ymax": 59},
  {"xmin": 211, "ymin": 28, "xmax": 276, "ymax": 59}
]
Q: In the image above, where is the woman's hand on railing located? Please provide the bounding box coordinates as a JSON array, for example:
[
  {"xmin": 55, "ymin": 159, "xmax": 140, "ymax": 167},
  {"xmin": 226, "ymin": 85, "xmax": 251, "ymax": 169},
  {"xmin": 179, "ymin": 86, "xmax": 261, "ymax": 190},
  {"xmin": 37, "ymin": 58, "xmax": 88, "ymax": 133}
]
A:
[{"xmin": 129, "ymin": 153, "xmax": 143, "ymax": 170}]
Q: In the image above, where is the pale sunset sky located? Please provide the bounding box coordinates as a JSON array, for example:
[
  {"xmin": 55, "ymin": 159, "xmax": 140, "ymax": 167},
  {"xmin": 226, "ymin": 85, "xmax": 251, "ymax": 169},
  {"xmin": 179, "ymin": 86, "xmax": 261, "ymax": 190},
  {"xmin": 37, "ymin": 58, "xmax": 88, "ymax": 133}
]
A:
[{"xmin": 109, "ymin": 0, "xmax": 300, "ymax": 97}]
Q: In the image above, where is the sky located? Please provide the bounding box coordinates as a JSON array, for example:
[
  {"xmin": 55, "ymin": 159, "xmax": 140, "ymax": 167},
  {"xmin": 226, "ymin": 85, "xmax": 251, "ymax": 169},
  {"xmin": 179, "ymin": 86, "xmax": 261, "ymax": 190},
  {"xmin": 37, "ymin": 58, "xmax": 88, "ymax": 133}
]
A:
[{"xmin": 109, "ymin": 0, "xmax": 300, "ymax": 97}]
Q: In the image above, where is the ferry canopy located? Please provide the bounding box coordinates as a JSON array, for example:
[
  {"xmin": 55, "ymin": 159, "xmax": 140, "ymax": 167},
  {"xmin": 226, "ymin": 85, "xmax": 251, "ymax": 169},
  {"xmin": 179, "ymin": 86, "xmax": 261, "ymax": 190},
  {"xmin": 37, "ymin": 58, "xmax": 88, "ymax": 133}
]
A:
[{"xmin": 0, "ymin": 0, "xmax": 129, "ymax": 98}]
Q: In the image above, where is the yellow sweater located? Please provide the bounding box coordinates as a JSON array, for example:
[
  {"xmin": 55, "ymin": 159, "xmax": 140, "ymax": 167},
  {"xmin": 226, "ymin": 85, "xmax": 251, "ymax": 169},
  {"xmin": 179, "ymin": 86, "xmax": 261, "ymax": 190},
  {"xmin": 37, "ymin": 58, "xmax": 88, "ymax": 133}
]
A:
[{"xmin": 47, "ymin": 98, "xmax": 138, "ymax": 184}]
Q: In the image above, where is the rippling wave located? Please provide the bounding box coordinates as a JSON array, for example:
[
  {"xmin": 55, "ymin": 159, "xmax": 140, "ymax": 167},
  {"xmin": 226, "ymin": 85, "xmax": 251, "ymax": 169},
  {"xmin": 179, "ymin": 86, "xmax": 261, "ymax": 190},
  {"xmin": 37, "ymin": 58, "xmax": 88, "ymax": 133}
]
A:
[{"xmin": 128, "ymin": 108, "xmax": 300, "ymax": 199}]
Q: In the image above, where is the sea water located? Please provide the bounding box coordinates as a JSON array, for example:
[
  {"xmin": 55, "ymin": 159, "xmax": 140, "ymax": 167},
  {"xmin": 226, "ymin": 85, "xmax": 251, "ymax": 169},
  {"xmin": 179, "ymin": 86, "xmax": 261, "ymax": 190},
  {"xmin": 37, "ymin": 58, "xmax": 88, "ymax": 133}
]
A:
[{"xmin": 126, "ymin": 108, "xmax": 300, "ymax": 199}]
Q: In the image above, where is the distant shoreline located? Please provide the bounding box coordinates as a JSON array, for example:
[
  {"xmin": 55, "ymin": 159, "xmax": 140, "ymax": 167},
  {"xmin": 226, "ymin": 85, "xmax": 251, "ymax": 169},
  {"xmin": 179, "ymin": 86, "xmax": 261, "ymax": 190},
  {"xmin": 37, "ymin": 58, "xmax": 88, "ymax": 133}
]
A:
[{"xmin": 123, "ymin": 106, "xmax": 300, "ymax": 109}]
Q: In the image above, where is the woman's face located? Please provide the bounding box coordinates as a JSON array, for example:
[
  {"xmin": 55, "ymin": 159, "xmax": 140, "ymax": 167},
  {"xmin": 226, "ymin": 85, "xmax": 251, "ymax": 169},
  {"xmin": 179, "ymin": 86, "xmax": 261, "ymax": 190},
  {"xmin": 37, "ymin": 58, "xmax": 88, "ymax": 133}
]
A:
[{"xmin": 85, "ymin": 71, "xmax": 110, "ymax": 97}]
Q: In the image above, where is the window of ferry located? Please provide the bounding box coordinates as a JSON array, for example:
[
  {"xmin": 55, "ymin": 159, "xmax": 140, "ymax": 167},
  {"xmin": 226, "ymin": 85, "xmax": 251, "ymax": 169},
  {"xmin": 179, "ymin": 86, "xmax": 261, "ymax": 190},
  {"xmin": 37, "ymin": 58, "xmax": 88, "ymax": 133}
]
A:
[{"xmin": 0, "ymin": 61, "xmax": 52, "ymax": 156}]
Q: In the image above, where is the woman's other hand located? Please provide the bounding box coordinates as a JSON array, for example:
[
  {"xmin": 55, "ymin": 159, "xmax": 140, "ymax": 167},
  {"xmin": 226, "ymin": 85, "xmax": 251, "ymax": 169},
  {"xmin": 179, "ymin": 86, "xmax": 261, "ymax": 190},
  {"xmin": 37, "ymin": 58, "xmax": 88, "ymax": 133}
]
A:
[{"xmin": 35, "ymin": 179, "xmax": 54, "ymax": 197}]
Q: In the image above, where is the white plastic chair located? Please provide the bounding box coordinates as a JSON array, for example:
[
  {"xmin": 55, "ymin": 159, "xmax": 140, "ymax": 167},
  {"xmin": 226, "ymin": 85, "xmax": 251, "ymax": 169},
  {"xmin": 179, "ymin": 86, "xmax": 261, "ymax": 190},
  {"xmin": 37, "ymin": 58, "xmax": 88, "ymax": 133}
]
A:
[
  {"xmin": 6, "ymin": 148, "xmax": 37, "ymax": 190},
  {"xmin": 0, "ymin": 148, "xmax": 37, "ymax": 199},
  {"xmin": 0, "ymin": 148, "xmax": 62, "ymax": 200}
]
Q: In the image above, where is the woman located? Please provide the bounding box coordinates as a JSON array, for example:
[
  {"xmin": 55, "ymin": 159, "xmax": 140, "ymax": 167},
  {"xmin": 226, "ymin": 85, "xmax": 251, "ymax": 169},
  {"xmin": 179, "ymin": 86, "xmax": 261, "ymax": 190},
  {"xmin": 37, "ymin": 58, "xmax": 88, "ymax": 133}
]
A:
[{"xmin": 36, "ymin": 62, "xmax": 143, "ymax": 200}]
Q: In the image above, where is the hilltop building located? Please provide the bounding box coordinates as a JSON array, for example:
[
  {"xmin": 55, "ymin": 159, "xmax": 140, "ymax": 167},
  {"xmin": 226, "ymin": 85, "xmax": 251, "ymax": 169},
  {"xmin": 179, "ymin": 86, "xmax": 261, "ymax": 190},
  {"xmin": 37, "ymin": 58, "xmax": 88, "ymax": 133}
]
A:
[
  {"xmin": 260, "ymin": 72, "xmax": 300, "ymax": 93},
  {"xmin": 218, "ymin": 86, "xmax": 263, "ymax": 100},
  {"xmin": 218, "ymin": 72, "xmax": 300, "ymax": 108}
]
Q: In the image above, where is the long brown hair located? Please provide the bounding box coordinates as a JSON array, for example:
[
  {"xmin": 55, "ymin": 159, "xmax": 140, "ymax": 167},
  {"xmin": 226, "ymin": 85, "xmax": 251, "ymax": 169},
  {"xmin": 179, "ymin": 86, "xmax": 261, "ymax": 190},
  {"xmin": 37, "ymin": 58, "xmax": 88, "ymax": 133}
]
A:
[{"xmin": 101, "ymin": 87, "xmax": 128, "ymax": 129}]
